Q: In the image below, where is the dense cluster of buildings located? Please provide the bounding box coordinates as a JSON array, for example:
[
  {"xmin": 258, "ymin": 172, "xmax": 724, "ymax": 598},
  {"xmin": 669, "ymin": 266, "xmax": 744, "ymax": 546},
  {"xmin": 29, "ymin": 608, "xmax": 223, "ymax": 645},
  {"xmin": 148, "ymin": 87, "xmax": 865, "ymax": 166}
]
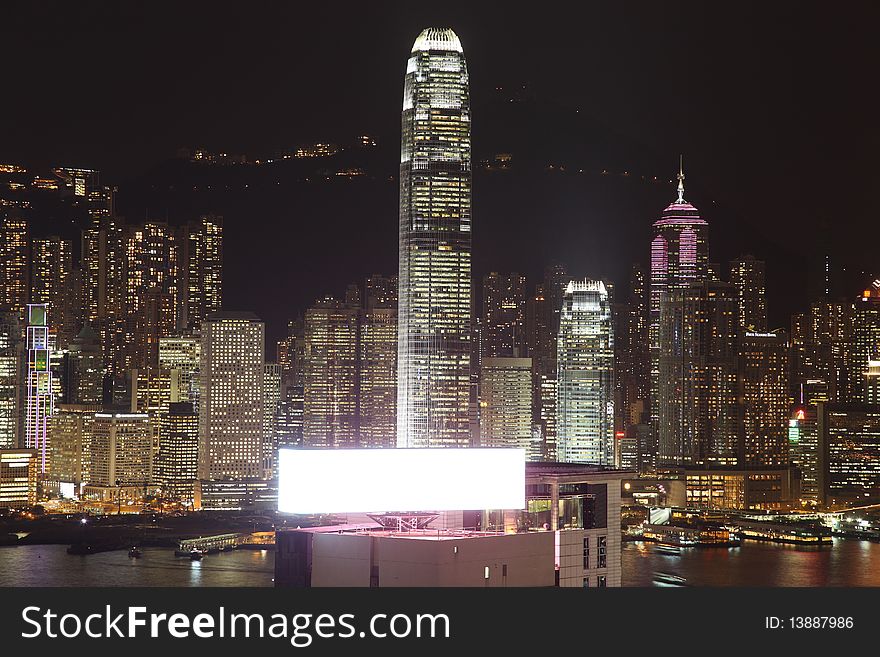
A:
[{"xmin": 1, "ymin": 24, "xmax": 879, "ymax": 542}]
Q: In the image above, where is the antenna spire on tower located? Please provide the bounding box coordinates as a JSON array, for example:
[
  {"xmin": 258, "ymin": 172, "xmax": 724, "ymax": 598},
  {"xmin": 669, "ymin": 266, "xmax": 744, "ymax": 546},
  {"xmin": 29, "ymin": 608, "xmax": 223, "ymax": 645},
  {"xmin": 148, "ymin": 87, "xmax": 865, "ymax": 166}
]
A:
[{"xmin": 676, "ymin": 155, "xmax": 685, "ymax": 204}]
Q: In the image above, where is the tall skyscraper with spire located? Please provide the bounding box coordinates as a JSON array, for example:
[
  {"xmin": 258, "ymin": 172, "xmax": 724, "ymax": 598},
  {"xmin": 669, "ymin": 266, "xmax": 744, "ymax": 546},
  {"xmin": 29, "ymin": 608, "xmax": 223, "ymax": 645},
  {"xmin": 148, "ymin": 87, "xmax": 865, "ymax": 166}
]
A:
[
  {"xmin": 397, "ymin": 27, "xmax": 472, "ymax": 448},
  {"xmin": 649, "ymin": 160, "xmax": 709, "ymax": 470}
]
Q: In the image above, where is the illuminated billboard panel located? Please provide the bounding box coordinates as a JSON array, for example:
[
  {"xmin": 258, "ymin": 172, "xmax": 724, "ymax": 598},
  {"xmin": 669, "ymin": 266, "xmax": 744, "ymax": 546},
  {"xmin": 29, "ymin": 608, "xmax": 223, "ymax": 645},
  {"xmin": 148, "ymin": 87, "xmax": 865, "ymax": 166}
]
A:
[{"xmin": 277, "ymin": 448, "xmax": 525, "ymax": 514}]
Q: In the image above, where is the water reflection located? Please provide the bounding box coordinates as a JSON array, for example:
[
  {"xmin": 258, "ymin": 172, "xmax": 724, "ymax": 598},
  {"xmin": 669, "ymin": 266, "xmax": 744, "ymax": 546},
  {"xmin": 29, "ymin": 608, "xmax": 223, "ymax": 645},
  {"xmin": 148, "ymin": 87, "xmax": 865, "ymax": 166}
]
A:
[
  {"xmin": 624, "ymin": 538, "xmax": 880, "ymax": 587},
  {"xmin": 0, "ymin": 546, "xmax": 274, "ymax": 587}
]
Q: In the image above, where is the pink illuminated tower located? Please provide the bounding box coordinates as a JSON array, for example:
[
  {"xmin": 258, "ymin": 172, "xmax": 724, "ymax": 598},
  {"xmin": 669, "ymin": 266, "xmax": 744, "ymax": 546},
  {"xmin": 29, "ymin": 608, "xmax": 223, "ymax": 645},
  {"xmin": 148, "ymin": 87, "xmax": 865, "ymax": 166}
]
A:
[{"xmin": 647, "ymin": 159, "xmax": 708, "ymax": 471}]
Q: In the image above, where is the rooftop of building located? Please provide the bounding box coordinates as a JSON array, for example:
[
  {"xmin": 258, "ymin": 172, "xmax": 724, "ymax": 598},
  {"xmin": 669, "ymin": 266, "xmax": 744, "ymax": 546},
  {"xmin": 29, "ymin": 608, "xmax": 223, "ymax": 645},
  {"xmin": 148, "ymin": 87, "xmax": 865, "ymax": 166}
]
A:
[
  {"xmin": 205, "ymin": 310, "xmax": 262, "ymax": 322},
  {"xmin": 412, "ymin": 27, "xmax": 463, "ymax": 54},
  {"xmin": 526, "ymin": 462, "xmax": 636, "ymax": 483},
  {"xmin": 285, "ymin": 524, "xmax": 516, "ymax": 541},
  {"xmin": 654, "ymin": 200, "xmax": 706, "ymax": 227}
]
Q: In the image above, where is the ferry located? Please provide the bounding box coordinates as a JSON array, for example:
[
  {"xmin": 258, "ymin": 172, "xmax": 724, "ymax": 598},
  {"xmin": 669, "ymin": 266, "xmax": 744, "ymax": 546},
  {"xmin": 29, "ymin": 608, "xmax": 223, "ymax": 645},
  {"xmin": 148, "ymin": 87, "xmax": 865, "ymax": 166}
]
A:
[
  {"xmin": 189, "ymin": 548, "xmax": 204, "ymax": 561},
  {"xmin": 642, "ymin": 523, "xmax": 740, "ymax": 548},
  {"xmin": 732, "ymin": 520, "xmax": 833, "ymax": 545},
  {"xmin": 654, "ymin": 572, "xmax": 689, "ymax": 586}
]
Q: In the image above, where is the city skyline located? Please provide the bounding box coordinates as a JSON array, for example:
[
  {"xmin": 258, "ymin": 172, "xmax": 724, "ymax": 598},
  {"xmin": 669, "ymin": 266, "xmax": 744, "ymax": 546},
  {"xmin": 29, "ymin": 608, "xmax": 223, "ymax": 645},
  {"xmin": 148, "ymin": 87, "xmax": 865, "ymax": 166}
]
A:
[{"xmin": 4, "ymin": 7, "xmax": 880, "ymax": 603}]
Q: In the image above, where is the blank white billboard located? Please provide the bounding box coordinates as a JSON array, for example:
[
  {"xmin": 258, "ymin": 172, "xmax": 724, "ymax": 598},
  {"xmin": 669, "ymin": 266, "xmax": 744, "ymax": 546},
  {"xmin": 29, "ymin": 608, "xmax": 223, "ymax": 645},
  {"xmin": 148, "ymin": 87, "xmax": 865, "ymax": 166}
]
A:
[{"xmin": 277, "ymin": 448, "xmax": 526, "ymax": 514}]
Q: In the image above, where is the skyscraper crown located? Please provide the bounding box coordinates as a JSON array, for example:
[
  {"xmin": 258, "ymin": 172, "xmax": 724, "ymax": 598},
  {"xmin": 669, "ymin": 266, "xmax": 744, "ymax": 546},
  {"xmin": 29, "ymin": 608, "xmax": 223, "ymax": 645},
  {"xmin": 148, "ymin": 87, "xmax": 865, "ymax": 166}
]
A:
[{"xmin": 412, "ymin": 27, "xmax": 463, "ymax": 53}]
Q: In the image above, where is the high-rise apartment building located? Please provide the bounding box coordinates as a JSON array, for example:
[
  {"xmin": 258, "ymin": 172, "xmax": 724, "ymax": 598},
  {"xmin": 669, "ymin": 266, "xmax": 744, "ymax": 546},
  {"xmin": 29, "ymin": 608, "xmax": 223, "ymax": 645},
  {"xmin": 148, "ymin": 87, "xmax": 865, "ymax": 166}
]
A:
[
  {"xmin": 397, "ymin": 27, "xmax": 472, "ymax": 448},
  {"xmin": 556, "ymin": 280, "xmax": 615, "ymax": 465},
  {"xmin": 198, "ymin": 312, "xmax": 266, "ymax": 483}
]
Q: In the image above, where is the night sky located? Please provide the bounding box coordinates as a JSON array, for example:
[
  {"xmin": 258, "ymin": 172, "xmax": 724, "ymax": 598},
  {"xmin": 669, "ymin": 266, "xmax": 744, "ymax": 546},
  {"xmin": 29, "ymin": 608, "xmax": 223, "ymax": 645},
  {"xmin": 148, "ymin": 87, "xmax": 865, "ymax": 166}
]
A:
[{"xmin": 3, "ymin": 2, "xmax": 878, "ymax": 347}]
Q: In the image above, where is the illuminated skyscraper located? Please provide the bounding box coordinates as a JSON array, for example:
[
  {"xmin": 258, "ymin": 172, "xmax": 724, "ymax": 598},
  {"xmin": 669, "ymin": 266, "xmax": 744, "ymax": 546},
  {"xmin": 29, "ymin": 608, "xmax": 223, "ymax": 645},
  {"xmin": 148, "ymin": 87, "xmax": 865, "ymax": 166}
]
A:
[
  {"xmin": 482, "ymin": 272, "xmax": 527, "ymax": 358},
  {"xmin": 849, "ymin": 283, "xmax": 880, "ymax": 402},
  {"xmin": 198, "ymin": 312, "xmax": 266, "ymax": 483},
  {"xmin": 81, "ymin": 201, "xmax": 125, "ymax": 372},
  {"xmin": 556, "ymin": 280, "xmax": 615, "ymax": 465},
  {"xmin": 649, "ymin": 162, "xmax": 708, "ymax": 469},
  {"xmin": 54, "ymin": 167, "xmax": 98, "ymax": 199},
  {"xmin": 158, "ymin": 335, "xmax": 201, "ymax": 409},
  {"xmin": 47, "ymin": 403, "xmax": 99, "ymax": 498},
  {"xmin": 739, "ymin": 330, "xmax": 790, "ymax": 466},
  {"xmin": 87, "ymin": 411, "xmax": 152, "ymax": 489},
  {"xmin": 730, "ymin": 255, "xmax": 767, "ymax": 332},
  {"xmin": 0, "ymin": 449, "xmax": 37, "ymax": 508},
  {"xmin": 397, "ymin": 27, "xmax": 472, "ymax": 448},
  {"xmin": 818, "ymin": 402, "xmax": 880, "ymax": 506},
  {"xmin": 179, "ymin": 215, "xmax": 223, "ymax": 332},
  {"xmin": 31, "ymin": 236, "xmax": 75, "ymax": 349},
  {"xmin": 276, "ymin": 318, "xmax": 304, "ymax": 447},
  {"xmin": 123, "ymin": 222, "xmax": 179, "ymax": 372},
  {"xmin": 0, "ymin": 210, "xmax": 30, "ymax": 323},
  {"xmin": 479, "ymin": 357, "xmax": 537, "ymax": 459},
  {"xmin": 808, "ymin": 299, "xmax": 854, "ymax": 402},
  {"xmin": 866, "ymin": 360, "xmax": 880, "ymax": 405},
  {"xmin": 24, "ymin": 304, "xmax": 53, "ymax": 474},
  {"xmin": 0, "ymin": 312, "xmax": 21, "ymax": 449},
  {"xmin": 303, "ymin": 297, "xmax": 359, "ymax": 449},
  {"xmin": 529, "ymin": 264, "xmax": 569, "ymax": 460},
  {"xmin": 658, "ymin": 281, "xmax": 741, "ymax": 468},
  {"xmin": 789, "ymin": 403, "xmax": 820, "ymax": 505},
  {"xmin": 155, "ymin": 401, "xmax": 199, "ymax": 506},
  {"xmin": 614, "ymin": 265, "xmax": 650, "ymax": 467},
  {"xmin": 263, "ymin": 363, "xmax": 281, "ymax": 477},
  {"xmin": 359, "ymin": 287, "xmax": 397, "ymax": 448},
  {"xmin": 66, "ymin": 324, "xmax": 104, "ymax": 405}
]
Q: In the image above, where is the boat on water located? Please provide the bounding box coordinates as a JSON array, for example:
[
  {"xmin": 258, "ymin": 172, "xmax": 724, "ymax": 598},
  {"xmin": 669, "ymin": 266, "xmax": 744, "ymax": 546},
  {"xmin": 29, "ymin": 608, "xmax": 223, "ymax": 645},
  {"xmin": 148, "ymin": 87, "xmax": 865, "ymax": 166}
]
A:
[
  {"xmin": 128, "ymin": 547, "xmax": 142, "ymax": 558},
  {"xmin": 189, "ymin": 548, "xmax": 204, "ymax": 561},
  {"xmin": 654, "ymin": 572, "xmax": 689, "ymax": 586},
  {"xmin": 656, "ymin": 545, "xmax": 682, "ymax": 556},
  {"xmin": 642, "ymin": 523, "xmax": 741, "ymax": 548}
]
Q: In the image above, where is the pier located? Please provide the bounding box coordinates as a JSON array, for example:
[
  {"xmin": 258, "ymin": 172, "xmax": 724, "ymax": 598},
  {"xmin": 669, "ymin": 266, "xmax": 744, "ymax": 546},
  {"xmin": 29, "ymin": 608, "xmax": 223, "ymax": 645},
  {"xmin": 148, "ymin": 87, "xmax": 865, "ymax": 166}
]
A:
[{"xmin": 174, "ymin": 531, "xmax": 275, "ymax": 556}]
